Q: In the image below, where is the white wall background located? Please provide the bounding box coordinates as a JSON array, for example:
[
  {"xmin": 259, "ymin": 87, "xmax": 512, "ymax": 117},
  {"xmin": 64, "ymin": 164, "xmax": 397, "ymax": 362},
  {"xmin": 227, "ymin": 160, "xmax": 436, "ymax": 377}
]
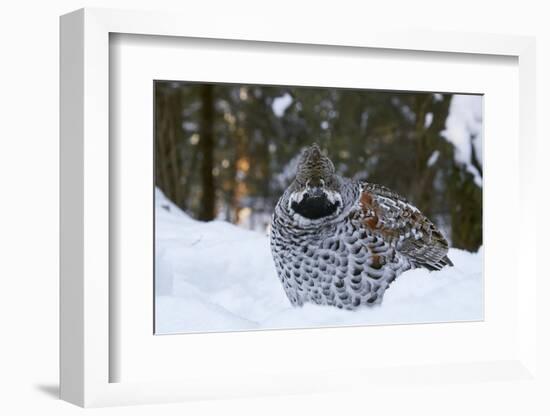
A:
[{"xmin": 0, "ymin": 1, "xmax": 548, "ymax": 414}]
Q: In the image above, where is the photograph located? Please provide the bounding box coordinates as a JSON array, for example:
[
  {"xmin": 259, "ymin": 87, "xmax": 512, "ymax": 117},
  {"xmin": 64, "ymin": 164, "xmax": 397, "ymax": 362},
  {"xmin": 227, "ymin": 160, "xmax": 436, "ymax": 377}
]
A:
[{"xmin": 153, "ymin": 81, "xmax": 483, "ymax": 334}]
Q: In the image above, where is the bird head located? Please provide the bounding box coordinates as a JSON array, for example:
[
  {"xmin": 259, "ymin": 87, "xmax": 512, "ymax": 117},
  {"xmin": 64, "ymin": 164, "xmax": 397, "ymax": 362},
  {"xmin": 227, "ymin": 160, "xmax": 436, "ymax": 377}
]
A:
[{"xmin": 288, "ymin": 144, "xmax": 343, "ymax": 221}]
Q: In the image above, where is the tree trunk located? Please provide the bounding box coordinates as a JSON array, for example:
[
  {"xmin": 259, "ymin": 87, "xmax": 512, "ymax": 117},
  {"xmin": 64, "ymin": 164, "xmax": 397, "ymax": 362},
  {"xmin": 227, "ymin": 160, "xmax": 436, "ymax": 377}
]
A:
[
  {"xmin": 167, "ymin": 92, "xmax": 182, "ymax": 207},
  {"xmin": 155, "ymin": 89, "xmax": 172, "ymax": 201},
  {"xmin": 198, "ymin": 84, "xmax": 216, "ymax": 221}
]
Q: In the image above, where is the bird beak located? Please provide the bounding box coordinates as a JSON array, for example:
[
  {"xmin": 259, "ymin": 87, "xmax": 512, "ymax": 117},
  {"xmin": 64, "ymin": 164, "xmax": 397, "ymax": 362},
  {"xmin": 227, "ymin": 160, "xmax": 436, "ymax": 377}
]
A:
[{"xmin": 307, "ymin": 187, "xmax": 325, "ymax": 198}]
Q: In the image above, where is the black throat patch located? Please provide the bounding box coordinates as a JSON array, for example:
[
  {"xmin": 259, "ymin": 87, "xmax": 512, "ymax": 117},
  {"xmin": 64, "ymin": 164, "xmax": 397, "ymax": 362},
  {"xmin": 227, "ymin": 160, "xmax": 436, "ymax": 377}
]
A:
[{"xmin": 291, "ymin": 194, "xmax": 340, "ymax": 220}]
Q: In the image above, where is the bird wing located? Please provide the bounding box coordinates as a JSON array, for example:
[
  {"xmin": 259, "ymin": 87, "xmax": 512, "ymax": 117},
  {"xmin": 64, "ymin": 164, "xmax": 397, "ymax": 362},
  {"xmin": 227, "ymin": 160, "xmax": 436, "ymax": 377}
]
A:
[{"xmin": 358, "ymin": 182, "xmax": 453, "ymax": 271}]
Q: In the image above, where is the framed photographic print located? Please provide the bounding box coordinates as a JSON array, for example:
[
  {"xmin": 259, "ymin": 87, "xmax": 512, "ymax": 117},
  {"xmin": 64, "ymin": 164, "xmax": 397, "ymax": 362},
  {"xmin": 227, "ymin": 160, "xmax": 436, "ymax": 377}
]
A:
[
  {"xmin": 152, "ymin": 81, "xmax": 483, "ymax": 335},
  {"xmin": 60, "ymin": 7, "xmax": 540, "ymax": 408}
]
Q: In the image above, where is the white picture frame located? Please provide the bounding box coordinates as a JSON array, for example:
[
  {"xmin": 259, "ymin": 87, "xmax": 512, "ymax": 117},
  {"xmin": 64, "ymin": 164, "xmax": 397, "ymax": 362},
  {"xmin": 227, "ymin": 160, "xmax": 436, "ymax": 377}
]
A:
[{"xmin": 60, "ymin": 7, "xmax": 539, "ymax": 408}]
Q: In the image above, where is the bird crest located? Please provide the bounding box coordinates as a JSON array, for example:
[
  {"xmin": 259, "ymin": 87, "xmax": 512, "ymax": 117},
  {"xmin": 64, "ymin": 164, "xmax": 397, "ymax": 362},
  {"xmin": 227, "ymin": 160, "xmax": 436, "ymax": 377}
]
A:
[{"xmin": 295, "ymin": 143, "xmax": 336, "ymax": 188}]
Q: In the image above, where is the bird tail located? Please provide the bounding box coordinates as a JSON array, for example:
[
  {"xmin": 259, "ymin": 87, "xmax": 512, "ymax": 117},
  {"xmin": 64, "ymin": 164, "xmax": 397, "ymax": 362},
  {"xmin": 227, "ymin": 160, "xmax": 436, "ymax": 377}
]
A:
[
  {"xmin": 420, "ymin": 254, "xmax": 454, "ymax": 271},
  {"xmin": 434, "ymin": 255, "xmax": 453, "ymax": 270}
]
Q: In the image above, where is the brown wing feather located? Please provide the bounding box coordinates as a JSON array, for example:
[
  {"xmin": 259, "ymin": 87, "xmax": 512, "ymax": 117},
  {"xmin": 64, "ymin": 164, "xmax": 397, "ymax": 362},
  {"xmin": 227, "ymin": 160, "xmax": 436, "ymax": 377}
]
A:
[{"xmin": 359, "ymin": 182, "xmax": 453, "ymax": 271}]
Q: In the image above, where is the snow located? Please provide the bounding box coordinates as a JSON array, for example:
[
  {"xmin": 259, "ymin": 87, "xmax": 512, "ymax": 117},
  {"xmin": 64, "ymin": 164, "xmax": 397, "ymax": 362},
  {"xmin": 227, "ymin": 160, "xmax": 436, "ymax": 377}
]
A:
[
  {"xmin": 271, "ymin": 93, "xmax": 293, "ymax": 117},
  {"xmin": 155, "ymin": 189, "xmax": 483, "ymax": 334},
  {"xmin": 442, "ymin": 95, "xmax": 483, "ymax": 186},
  {"xmin": 427, "ymin": 150, "xmax": 440, "ymax": 167},
  {"xmin": 424, "ymin": 112, "xmax": 433, "ymax": 128}
]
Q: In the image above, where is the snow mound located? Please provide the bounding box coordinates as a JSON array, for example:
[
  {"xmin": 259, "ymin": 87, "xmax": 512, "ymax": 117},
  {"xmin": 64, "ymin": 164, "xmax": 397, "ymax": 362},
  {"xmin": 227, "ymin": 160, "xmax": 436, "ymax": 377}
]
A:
[{"xmin": 155, "ymin": 189, "xmax": 483, "ymax": 334}]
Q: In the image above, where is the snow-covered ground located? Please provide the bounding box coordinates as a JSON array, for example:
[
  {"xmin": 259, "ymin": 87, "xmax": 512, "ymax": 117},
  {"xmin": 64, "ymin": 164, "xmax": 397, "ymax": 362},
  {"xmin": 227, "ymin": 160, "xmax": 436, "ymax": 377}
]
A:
[{"xmin": 155, "ymin": 189, "xmax": 483, "ymax": 334}]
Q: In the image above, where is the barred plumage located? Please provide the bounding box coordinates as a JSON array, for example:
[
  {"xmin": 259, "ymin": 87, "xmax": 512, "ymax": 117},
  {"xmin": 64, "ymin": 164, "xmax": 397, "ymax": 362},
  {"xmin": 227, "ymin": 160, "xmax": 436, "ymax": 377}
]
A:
[{"xmin": 270, "ymin": 144, "xmax": 453, "ymax": 309}]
